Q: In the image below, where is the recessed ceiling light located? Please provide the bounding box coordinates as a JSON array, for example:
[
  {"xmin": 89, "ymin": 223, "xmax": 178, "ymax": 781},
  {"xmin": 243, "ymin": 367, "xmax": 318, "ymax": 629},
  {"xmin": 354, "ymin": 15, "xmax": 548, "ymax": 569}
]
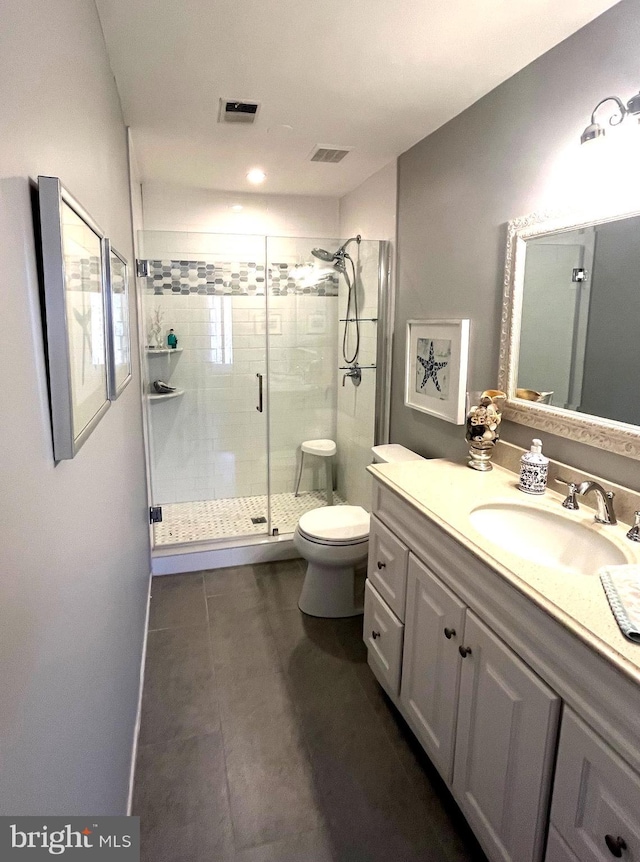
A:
[
  {"xmin": 231, "ymin": 204, "xmax": 243, "ymax": 212},
  {"xmin": 246, "ymin": 168, "xmax": 266, "ymax": 184}
]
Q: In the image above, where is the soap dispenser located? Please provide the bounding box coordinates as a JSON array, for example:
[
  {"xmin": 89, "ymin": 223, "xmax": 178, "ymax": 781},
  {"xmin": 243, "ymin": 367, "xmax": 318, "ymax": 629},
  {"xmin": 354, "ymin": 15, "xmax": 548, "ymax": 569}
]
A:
[{"xmin": 518, "ymin": 439, "xmax": 549, "ymax": 495}]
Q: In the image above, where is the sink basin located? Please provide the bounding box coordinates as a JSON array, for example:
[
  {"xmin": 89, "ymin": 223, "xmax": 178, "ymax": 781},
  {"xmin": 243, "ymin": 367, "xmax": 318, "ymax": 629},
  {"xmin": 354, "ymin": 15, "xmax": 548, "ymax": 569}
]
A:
[{"xmin": 469, "ymin": 502, "xmax": 627, "ymax": 575}]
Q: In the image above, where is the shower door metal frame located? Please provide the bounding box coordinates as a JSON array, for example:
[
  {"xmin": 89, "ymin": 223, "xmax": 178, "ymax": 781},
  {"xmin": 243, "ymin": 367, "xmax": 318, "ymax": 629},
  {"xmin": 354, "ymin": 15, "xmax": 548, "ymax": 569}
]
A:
[
  {"xmin": 263, "ymin": 236, "xmax": 274, "ymax": 536},
  {"xmin": 374, "ymin": 240, "xmax": 393, "ymax": 446}
]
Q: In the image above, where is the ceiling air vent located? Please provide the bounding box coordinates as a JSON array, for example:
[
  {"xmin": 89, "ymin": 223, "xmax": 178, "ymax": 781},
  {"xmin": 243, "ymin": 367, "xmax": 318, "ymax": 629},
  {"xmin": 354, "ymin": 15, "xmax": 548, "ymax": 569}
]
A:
[
  {"xmin": 219, "ymin": 99, "xmax": 261, "ymax": 124},
  {"xmin": 310, "ymin": 145, "xmax": 353, "ymax": 164}
]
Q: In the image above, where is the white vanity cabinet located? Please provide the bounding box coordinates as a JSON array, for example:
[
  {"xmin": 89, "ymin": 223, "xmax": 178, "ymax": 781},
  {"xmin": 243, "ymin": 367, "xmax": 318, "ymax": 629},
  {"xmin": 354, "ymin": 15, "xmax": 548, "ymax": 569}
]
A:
[
  {"xmin": 367, "ymin": 514, "xmax": 409, "ymax": 620},
  {"xmin": 363, "ymin": 580, "xmax": 404, "ymax": 695},
  {"xmin": 548, "ymin": 708, "xmax": 640, "ymax": 862},
  {"xmin": 401, "ymin": 555, "xmax": 465, "ymax": 782},
  {"xmin": 453, "ymin": 610, "xmax": 559, "ymax": 862},
  {"xmin": 363, "ymin": 473, "xmax": 640, "ymax": 862},
  {"xmin": 399, "ymin": 554, "xmax": 559, "ymax": 862}
]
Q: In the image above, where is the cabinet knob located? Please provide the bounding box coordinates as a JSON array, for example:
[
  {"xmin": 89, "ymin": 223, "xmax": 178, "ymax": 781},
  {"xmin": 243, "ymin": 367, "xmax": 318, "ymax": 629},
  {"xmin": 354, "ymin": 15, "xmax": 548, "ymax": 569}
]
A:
[
  {"xmin": 372, "ymin": 630, "xmax": 381, "ymax": 640},
  {"xmin": 605, "ymin": 835, "xmax": 627, "ymax": 857},
  {"xmin": 444, "ymin": 627, "xmax": 456, "ymax": 639},
  {"xmin": 377, "ymin": 561, "xmax": 386, "ymax": 569},
  {"xmin": 458, "ymin": 645, "xmax": 472, "ymax": 658}
]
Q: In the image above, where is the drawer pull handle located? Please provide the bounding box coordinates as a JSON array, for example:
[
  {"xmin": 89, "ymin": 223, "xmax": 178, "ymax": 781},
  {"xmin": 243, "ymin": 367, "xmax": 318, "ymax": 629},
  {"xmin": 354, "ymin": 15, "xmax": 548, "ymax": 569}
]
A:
[
  {"xmin": 372, "ymin": 630, "xmax": 381, "ymax": 640},
  {"xmin": 444, "ymin": 627, "xmax": 456, "ymax": 639},
  {"xmin": 458, "ymin": 645, "xmax": 472, "ymax": 658},
  {"xmin": 605, "ymin": 835, "xmax": 627, "ymax": 857},
  {"xmin": 377, "ymin": 561, "xmax": 386, "ymax": 569}
]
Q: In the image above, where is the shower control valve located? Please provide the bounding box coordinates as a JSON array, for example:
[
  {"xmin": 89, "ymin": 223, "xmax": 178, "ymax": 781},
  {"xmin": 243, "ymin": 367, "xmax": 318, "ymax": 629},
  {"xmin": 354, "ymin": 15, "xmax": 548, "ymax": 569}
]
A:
[{"xmin": 341, "ymin": 363, "xmax": 362, "ymax": 387}]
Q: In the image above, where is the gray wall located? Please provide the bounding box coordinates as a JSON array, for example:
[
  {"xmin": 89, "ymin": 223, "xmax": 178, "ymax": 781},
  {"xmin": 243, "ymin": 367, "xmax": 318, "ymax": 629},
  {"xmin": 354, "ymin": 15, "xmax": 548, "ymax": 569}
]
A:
[
  {"xmin": 0, "ymin": 0, "xmax": 150, "ymax": 814},
  {"xmin": 393, "ymin": 0, "xmax": 640, "ymax": 491}
]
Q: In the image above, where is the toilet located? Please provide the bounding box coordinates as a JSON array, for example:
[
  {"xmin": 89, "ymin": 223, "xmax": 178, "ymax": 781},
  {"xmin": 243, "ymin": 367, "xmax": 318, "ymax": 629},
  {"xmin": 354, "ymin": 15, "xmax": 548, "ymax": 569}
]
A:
[{"xmin": 294, "ymin": 443, "xmax": 425, "ymax": 618}]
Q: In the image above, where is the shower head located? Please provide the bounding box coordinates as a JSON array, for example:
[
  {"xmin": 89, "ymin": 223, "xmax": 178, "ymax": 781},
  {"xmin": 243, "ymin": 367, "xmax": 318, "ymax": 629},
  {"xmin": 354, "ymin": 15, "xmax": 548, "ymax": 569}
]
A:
[
  {"xmin": 311, "ymin": 235, "xmax": 361, "ymax": 265},
  {"xmin": 311, "ymin": 247, "xmax": 336, "ymax": 262}
]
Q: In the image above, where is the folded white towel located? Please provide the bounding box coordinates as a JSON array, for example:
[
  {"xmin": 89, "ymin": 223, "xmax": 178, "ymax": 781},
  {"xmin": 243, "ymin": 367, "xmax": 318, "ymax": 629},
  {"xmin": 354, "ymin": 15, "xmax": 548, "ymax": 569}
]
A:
[{"xmin": 599, "ymin": 566, "xmax": 640, "ymax": 644}]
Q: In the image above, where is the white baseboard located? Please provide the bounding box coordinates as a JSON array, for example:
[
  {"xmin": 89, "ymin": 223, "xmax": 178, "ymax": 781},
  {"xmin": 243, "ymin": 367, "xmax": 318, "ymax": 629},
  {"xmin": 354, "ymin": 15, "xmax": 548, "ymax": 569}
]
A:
[{"xmin": 127, "ymin": 571, "xmax": 152, "ymax": 815}]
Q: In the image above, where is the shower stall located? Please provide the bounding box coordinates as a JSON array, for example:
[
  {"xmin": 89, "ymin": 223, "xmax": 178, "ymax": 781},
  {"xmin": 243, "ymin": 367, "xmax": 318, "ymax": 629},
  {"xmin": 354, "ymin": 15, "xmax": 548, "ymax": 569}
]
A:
[{"xmin": 137, "ymin": 229, "xmax": 390, "ymax": 564}]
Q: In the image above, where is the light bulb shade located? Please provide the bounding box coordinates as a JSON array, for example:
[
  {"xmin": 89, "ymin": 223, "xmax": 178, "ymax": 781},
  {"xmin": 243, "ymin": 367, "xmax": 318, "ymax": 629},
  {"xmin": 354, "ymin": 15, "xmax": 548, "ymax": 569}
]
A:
[
  {"xmin": 580, "ymin": 122, "xmax": 605, "ymax": 145},
  {"xmin": 246, "ymin": 168, "xmax": 266, "ymax": 184},
  {"xmin": 626, "ymin": 91, "xmax": 640, "ymax": 116}
]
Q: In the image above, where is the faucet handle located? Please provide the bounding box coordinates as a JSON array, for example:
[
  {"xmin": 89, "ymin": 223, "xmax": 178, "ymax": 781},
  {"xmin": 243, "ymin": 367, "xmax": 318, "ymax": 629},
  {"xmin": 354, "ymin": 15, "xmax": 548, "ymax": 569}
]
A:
[
  {"xmin": 557, "ymin": 476, "xmax": 579, "ymax": 510},
  {"xmin": 627, "ymin": 511, "xmax": 640, "ymax": 543}
]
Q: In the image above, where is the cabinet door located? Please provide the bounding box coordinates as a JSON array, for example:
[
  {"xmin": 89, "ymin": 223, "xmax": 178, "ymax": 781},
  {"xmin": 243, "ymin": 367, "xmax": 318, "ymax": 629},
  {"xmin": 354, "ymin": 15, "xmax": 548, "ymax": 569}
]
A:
[
  {"xmin": 550, "ymin": 708, "xmax": 640, "ymax": 862},
  {"xmin": 363, "ymin": 580, "xmax": 404, "ymax": 696},
  {"xmin": 545, "ymin": 827, "xmax": 580, "ymax": 862},
  {"xmin": 367, "ymin": 515, "xmax": 409, "ymax": 621},
  {"xmin": 453, "ymin": 611, "xmax": 560, "ymax": 862},
  {"xmin": 400, "ymin": 555, "xmax": 465, "ymax": 783}
]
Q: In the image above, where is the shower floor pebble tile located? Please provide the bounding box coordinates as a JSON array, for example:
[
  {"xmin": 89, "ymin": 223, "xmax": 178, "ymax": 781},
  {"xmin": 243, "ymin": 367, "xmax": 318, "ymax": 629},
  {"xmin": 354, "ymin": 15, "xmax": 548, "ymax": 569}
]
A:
[{"xmin": 154, "ymin": 491, "xmax": 346, "ymax": 546}]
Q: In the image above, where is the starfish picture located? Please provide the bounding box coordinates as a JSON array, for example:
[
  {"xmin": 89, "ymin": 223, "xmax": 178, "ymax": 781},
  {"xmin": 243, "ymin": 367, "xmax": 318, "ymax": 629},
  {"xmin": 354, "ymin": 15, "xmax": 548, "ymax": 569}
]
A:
[{"xmin": 417, "ymin": 339, "xmax": 449, "ymax": 394}]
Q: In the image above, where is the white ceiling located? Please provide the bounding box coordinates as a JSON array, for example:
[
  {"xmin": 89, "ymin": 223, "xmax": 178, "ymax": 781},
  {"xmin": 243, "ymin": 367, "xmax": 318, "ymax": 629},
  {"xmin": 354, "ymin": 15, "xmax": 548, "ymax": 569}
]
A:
[{"xmin": 95, "ymin": 0, "xmax": 620, "ymax": 198}]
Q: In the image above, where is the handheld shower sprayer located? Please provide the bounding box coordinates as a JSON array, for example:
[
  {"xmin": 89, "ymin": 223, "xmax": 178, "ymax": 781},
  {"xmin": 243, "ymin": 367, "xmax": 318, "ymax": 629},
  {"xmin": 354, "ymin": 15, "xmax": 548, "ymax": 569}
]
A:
[
  {"xmin": 311, "ymin": 235, "xmax": 361, "ymax": 266},
  {"xmin": 310, "ymin": 247, "xmax": 336, "ymax": 262},
  {"xmin": 311, "ymin": 235, "xmax": 362, "ymax": 364}
]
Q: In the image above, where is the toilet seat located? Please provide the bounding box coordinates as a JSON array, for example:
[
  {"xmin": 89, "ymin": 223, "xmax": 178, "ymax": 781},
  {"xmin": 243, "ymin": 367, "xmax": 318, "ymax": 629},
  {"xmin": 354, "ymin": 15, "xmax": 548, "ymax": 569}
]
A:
[{"xmin": 297, "ymin": 505, "xmax": 370, "ymax": 546}]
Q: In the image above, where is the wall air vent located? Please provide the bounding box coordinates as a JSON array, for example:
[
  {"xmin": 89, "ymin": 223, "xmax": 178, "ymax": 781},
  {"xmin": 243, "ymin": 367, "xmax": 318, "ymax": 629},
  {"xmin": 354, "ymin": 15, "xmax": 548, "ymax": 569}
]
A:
[
  {"xmin": 310, "ymin": 145, "xmax": 353, "ymax": 164},
  {"xmin": 219, "ymin": 99, "xmax": 261, "ymax": 124}
]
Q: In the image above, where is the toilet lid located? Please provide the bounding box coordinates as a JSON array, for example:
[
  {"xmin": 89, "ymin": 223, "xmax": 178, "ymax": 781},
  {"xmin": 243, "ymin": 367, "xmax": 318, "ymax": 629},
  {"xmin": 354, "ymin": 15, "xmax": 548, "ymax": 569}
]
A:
[{"xmin": 298, "ymin": 505, "xmax": 370, "ymax": 544}]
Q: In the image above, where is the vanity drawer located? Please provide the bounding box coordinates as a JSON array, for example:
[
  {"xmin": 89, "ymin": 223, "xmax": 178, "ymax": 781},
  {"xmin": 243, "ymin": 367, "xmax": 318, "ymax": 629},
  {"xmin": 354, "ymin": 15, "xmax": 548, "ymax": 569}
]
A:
[
  {"xmin": 551, "ymin": 708, "xmax": 640, "ymax": 862},
  {"xmin": 363, "ymin": 580, "xmax": 404, "ymax": 696},
  {"xmin": 367, "ymin": 514, "xmax": 409, "ymax": 620}
]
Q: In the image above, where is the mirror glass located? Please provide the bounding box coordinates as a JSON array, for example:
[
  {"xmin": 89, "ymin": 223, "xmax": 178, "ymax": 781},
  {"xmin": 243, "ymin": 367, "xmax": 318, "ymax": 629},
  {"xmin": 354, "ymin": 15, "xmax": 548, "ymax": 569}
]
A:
[{"xmin": 516, "ymin": 214, "xmax": 640, "ymax": 427}]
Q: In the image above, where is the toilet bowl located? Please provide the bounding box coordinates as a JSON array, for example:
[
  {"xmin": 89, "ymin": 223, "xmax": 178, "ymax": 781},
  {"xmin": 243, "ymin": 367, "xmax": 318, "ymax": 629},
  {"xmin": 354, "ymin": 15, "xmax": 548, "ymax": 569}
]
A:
[
  {"xmin": 295, "ymin": 506, "xmax": 370, "ymax": 617},
  {"xmin": 295, "ymin": 444, "xmax": 425, "ymax": 618}
]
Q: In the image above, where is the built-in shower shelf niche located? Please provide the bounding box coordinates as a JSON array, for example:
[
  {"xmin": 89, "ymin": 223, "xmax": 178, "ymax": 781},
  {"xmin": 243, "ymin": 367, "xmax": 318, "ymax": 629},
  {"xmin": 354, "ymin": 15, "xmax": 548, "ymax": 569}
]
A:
[
  {"xmin": 145, "ymin": 348, "xmax": 184, "ymax": 355},
  {"xmin": 148, "ymin": 389, "xmax": 185, "ymax": 402}
]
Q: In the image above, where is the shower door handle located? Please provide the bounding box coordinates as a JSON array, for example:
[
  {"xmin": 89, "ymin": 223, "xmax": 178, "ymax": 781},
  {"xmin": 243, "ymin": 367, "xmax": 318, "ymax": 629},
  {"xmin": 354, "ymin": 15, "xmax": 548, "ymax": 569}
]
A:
[{"xmin": 256, "ymin": 373, "xmax": 264, "ymax": 412}]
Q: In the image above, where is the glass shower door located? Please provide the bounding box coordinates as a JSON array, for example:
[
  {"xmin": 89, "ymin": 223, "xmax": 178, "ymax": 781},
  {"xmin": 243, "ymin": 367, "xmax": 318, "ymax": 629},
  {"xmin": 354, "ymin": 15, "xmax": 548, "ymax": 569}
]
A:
[
  {"xmin": 139, "ymin": 230, "xmax": 270, "ymax": 546},
  {"xmin": 265, "ymin": 235, "xmax": 341, "ymax": 534},
  {"xmin": 265, "ymin": 235, "xmax": 385, "ymax": 533}
]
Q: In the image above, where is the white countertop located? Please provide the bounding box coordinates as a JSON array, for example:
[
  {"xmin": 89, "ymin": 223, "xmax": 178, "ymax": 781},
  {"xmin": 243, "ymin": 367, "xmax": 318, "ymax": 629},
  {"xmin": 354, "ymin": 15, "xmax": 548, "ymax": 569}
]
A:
[{"xmin": 368, "ymin": 458, "xmax": 640, "ymax": 685}]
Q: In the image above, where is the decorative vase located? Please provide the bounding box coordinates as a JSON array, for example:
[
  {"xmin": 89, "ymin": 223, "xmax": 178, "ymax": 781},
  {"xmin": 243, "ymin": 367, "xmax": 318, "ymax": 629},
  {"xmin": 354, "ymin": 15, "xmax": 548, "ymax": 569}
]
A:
[
  {"xmin": 465, "ymin": 391, "xmax": 504, "ymax": 471},
  {"xmin": 149, "ymin": 306, "xmax": 164, "ymax": 350}
]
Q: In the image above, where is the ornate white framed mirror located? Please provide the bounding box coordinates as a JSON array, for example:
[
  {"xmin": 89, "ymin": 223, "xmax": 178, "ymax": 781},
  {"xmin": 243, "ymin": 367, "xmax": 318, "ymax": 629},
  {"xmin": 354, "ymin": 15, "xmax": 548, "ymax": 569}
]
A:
[{"xmin": 498, "ymin": 207, "xmax": 640, "ymax": 460}]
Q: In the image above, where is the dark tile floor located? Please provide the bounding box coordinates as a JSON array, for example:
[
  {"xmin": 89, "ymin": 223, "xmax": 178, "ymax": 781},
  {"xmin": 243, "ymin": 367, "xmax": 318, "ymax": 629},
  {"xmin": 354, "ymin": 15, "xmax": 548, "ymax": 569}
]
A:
[{"xmin": 133, "ymin": 560, "xmax": 488, "ymax": 862}]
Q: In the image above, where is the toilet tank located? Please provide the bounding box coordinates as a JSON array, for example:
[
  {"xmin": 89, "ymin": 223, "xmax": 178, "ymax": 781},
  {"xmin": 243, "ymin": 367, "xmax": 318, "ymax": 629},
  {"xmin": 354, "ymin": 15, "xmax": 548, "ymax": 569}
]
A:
[{"xmin": 371, "ymin": 444, "xmax": 425, "ymax": 464}]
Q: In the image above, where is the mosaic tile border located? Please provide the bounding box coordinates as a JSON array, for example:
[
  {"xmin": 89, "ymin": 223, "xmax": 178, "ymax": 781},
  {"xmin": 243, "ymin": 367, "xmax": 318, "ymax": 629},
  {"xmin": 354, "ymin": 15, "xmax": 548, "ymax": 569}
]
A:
[{"xmin": 146, "ymin": 259, "xmax": 339, "ymax": 297}]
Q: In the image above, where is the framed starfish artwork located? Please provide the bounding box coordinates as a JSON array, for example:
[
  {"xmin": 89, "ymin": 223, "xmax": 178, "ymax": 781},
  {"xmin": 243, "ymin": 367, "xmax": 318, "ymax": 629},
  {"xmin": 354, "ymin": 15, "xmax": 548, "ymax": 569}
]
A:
[{"xmin": 405, "ymin": 319, "xmax": 470, "ymax": 424}]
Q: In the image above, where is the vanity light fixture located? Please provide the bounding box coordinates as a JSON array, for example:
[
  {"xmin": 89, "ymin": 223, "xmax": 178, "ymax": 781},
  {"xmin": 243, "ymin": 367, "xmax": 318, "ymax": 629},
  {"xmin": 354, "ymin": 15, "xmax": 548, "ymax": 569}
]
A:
[
  {"xmin": 246, "ymin": 168, "xmax": 266, "ymax": 184},
  {"xmin": 580, "ymin": 90, "xmax": 640, "ymax": 144},
  {"xmin": 230, "ymin": 204, "xmax": 243, "ymax": 212}
]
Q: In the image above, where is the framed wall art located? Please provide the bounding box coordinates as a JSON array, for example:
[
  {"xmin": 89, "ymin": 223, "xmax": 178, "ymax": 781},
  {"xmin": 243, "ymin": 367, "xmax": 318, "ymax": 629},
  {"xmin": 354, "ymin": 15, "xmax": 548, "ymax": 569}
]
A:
[
  {"xmin": 103, "ymin": 240, "xmax": 132, "ymax": 399},
  {"xmin": 38, "ymin": 175, "xmax": 110, "ymax": 460},
  {"xmin": 404, "ymin": 318, "xmax": 470, "ymax": 424}
]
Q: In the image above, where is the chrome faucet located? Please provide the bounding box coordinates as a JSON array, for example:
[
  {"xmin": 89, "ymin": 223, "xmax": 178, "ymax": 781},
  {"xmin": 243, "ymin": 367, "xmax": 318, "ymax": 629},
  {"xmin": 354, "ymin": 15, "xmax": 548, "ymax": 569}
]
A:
[
  {"xmin": 627, "ymin": 511, "xmax": 640, "ymax": 542},
  {"xmin": 575, "ymin": 481, "xmax": 617, "ymax": 525}
]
